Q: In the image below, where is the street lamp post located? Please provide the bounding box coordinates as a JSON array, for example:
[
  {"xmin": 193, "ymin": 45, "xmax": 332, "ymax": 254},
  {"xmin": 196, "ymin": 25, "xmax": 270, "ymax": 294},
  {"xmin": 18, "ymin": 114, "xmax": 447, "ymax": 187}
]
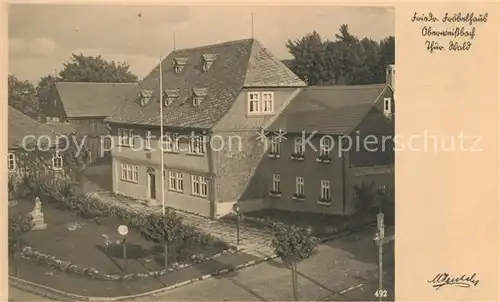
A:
[
  {"xmin": 233, "ymin": 203, "xmax": 241, "ymax": 247},
  {"xmin": 118, "ymin": 225, "xmax": 129, "ymax": 273}
]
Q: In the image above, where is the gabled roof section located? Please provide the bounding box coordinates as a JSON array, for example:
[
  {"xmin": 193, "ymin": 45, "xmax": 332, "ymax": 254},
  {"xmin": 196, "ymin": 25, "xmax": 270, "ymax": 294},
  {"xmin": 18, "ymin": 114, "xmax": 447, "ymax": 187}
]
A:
[
  {"xmin": 105, "ymin": 38, "xmax": 305, "ymax": 128},
  {"xmin": 244, "ymin": 40, "xmax": 306, "ymax": 87},
  {"xmin": 55, "ymin": 82, "xmax": 137, "ymax": 118},
  {"xmin": 173, "ymin": 56, "xmax": 188, "ymax": 65},
  {"xmin": 266, "ymin": 84, "xmax": 390, "ymax": 135},
  {"xmin": 8, "ymin": 106, "xmax": 59, "ymax": 149}
]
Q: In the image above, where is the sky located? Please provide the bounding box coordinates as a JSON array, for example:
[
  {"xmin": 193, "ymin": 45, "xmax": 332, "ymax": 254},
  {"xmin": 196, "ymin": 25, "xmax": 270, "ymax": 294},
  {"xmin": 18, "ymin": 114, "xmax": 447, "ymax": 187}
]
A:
[{"xmin": 8, "ymin": 4, "xmax": 394, "ymax": 84}]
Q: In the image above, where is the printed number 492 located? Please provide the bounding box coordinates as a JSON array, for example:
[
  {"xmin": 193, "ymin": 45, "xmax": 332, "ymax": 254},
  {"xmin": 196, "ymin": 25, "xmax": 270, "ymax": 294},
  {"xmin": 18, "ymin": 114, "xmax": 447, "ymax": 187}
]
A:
[{"xmin": 374, "ymin": 290, "xmax": 388, "ymax": 298}]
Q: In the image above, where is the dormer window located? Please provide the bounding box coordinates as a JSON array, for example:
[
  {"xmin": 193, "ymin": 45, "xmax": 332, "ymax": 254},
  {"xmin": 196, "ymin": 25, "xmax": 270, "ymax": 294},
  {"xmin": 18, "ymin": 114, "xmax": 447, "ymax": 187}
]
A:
[
  {"xmin": 140, "ymin": 89, "xmax": 154, "ymax": 107},
  {"xmin": 201, "ymin": 53, "xmax": 217, "ymax": 72},
  {"xmin": 173, "ymin": 57, "xmax": 187, "ymax": 73},
  {"xmin": 163, "ymin": 88, "xmax": 180, "ymax": 106},
  {"xmin": 192, "ymin": 88, "xmax": 208, "ymax": 107}
]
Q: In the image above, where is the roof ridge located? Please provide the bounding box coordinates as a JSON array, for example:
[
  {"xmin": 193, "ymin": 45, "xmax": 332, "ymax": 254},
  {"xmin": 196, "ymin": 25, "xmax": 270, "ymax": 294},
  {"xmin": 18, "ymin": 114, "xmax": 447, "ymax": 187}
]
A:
[
  {"xmin": 56, "ymin": 82, "xmax": 137, "ymax": 85},
  {"xmin": 171, "ymin": 38, "xmax": 255, "ymax": 53},
  {"xmin": 305, "ymin": 83, "xmax": 387, "ymax": 90}
]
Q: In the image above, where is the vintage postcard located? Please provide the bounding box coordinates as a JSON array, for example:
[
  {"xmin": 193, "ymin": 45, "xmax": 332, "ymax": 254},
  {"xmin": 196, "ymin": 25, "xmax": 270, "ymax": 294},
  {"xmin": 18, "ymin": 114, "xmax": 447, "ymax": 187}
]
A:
[{"xmin": 1, "ymin": 1, "xmax": 498, "ymax": 301}]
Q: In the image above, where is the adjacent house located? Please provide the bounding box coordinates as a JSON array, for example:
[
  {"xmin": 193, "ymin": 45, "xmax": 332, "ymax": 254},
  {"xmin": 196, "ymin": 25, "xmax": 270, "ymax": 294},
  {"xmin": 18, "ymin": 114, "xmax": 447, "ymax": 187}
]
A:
[
  {"xmin": 8, "ymin": 106, "xmax": 65, "ymax": 181},
  {"xmin": 42, "ymin": 82, "xmax": 137, "ymax": 164},
  {"xmin": 262, "ymin": 82, "xmax": 395, "ymax": 215},
  {"xmin": 105, "ymin": 38, "xmax": 306, "ymax": 217}
]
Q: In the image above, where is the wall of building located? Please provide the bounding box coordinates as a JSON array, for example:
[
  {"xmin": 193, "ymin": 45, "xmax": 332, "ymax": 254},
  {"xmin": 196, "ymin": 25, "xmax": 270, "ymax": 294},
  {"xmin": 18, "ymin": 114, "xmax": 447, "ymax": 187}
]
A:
[
  {"xmin": 211, "ymin": 87, "xmax": 300, "ymax": 215},
  {"xmin": 42, "ymin": 85, "xmax": 67, "ymax": 121},
  {"xmin": 109, "ymin": 124, "xmax": 214, "ymax": 217}
]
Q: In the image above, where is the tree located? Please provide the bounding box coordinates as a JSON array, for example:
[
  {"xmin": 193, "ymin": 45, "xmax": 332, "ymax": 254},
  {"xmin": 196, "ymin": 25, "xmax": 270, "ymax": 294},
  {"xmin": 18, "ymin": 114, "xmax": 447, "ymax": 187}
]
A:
[
  {"xmin": 9, "ymin": 213, "xmax": 33, "ymax": 277},
  {"xmin": 285, "ymin": 31, "xmax": 328, "ymax": 85},
  {"xmin": 141, "ymin": 209, "xmax": 184, "ymax": 268},
  {"xmin": 8, "ymin": 75, "xmax": 39, "ymax": 119},
  {"xmin": 57, "ymin": 54, "xmax": 138, "ymax": 83},
  {"xmin": 286, "ymin": 25, "xmax": 395, "ymax": 86},
  {"xmin": 271, "ymin": 223, "xmax": 317, "ymax": 301}
]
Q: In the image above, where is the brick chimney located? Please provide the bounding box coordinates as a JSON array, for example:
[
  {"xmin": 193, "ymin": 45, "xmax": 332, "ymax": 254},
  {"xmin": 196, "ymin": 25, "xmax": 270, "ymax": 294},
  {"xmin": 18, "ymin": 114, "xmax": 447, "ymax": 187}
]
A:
[{"xmin": 386, "ymin": 64, "xmax": 395, "ymax": 89}]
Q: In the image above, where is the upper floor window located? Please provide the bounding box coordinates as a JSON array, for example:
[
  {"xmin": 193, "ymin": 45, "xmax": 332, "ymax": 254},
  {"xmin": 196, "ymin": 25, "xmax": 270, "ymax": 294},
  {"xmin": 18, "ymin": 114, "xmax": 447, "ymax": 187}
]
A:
[
  {"xmin": 52, "ymin": 151, "xmax": 63, "ymax": 170},
  {"xmin": 272, "ymin": 174, "xmax": 280, "ymax": 193},
  {"xmin": 7, "ymin": 153, "xmax": 16, "ymax": 171},
  {"xmin": 118, "ymin": 128, "xmax": 134, "ymax": 147},
  {"xmin": 145, "ymin": 130, "xmax": 152, "ymax": 150},
  {"xmin": 269, "ymin": 136, "xmax": 281, "ymax": 155},
  {"xmin": 319, "ymin": 137, "xmax": 332, "ymax": 157},
  {"xmin": 247, "ymin": 92, "xmax": 275, "ymax": 115},
  {"xmin": 383, "ymin": 97, "xmax": 392, "ymax": 115},
  {"xmin": 294, "ymin": 137, "xmax": 304, "ymax": 155},
  {"xmin": 295, "ymin": 177, "xmax": 305, "ymax": 196},
  {"xmin": 189, "ymin": 135, "xmax": 205, "ymax": 154},
  {"xmin": 162, "ymin": 133, "xmax": 179, "ymax": 152}
]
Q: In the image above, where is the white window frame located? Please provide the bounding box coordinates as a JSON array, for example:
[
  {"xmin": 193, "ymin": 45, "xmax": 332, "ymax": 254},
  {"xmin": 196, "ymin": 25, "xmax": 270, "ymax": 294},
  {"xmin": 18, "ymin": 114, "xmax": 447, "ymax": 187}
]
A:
[
  {"xmin": 120, "ymin": 163, "xmax": 138, "ymax": 183},
  {"xmin": 52, "ymin": 151, "xmax": 63, "ymax": 170},
  {"xmin": 7, "ymin": 153, "xmax": 16, "ymax": 171},
  {"xmin": 189, "ymin": 135, "xmax": 204, "ymax": 154},
  {"xmin": 272, "ymin": 174, "xmax": 280, "ymax": 193},
  {"xmin": 247, "ymin": 92, "xmax": 260, "ymax": 114},
  {"xmin": 192, "ymin": 97, "xmax": 201, "ymax": 107},
  {"xmin": 145, "ymin": 130, "xmax": 152, "ymax": 150},
  {"xmin": 383, "ymin": 97, "xmax": 392, "ymax": 114},
  {"xmin": 319, "ymin": 137, "xmax": 332, "ymax": 157},
  {"xmin": 295, "ymin": 177, "xmax": 304, "ymax": 196},
  {"xmin": 163, "ymin": 133, "xmax": 179, "ymax": 152},
  {"xmin": 168, "ymin": 171, "xmax": 184, "ymax": 192},
  {"xmin": 174, "ymin": 65, "xmax": 183, "ymax": 73},
  {"xmin": 191, "ymin": 175, "xmax": 208, "ymax": 197},
  {"xmin": 294, "ymin": 137, "xmax": 304, "ymax": 155},
  {"xmin": 269, "ymin": 137, "xmax": 281, "ymax": 154},
  {"xmin": 261, "ymin": 92, "xmax": 274, "ymax": 113},
  {"xmin": 127, "ymin": 129, "xmax": 134, "ymax": 147},
  {"xmin": 320, "ymin": 180, "xmax": 331, "ymax": 202}
]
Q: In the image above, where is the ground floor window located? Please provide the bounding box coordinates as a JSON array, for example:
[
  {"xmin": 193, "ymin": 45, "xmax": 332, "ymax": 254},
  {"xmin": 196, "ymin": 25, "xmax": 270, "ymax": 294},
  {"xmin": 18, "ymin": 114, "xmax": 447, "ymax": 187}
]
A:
[
  {"xmin": 191, "ymin": 175, "xmax": 208, "ymax": 197},
  {"xmin": 168, "ymin": 171, "xmax": 184, "ymax": 192},
  {"xmin": 120, "ymin": 163, "xmax": 138, "ymax": 183}
]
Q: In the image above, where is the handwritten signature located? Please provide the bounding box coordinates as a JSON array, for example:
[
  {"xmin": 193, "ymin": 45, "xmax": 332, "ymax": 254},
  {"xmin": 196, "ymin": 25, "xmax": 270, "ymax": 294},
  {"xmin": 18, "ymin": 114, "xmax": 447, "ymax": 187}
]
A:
[{"xmin": 428, "ymin": 273, "xmax": 479, "ymax": 290}]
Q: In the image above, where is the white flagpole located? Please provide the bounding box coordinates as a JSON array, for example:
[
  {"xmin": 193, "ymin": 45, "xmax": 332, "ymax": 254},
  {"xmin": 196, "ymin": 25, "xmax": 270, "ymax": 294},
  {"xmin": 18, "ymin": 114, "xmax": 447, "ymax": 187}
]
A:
[{"xmin": 159, "ymin": 57, "xmax": 165, "ymax": 215}]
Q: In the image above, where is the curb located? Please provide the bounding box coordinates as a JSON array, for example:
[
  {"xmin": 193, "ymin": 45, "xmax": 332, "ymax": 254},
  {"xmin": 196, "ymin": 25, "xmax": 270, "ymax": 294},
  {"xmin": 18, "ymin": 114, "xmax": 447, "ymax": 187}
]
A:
[{"xmin": 8, "ymin": 255, "xmax": 277, "ymax": 302}]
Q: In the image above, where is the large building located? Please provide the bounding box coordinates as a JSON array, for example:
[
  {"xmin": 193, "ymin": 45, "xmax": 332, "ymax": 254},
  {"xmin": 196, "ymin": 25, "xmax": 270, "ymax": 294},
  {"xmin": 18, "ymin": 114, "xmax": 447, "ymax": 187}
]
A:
[{"xmin": 104, "ymin": 38, "xmax": 395, "ymax": 218}]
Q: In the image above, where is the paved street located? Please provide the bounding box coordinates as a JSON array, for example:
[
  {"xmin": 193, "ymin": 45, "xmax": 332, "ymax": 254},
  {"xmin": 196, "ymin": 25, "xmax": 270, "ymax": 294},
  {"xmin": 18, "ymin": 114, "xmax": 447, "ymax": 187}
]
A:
[
  {"xmin": 125, "ymin": 227, "xmax": 394, "ymax": 301},
  {"xmin": 9, "ymin": 286, "xmax": 52, "ymax": 301}
]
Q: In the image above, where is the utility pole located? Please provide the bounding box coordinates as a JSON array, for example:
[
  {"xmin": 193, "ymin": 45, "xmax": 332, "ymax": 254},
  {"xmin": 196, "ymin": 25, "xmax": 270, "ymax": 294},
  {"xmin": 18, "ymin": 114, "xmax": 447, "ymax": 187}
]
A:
[{"xmin": 375, "ymin": 211, "xmax": 385, "ymax": 301}]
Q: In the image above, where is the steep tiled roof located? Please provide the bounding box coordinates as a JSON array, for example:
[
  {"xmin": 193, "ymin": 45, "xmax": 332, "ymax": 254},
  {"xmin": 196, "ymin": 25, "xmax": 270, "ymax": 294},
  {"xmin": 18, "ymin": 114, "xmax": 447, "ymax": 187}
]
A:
[
  {"xmin": 55, "ymin": 82, "xmax": 137, "ymax": 118},
  {"xmin": 105, "ymin": 38, "xmax": 306, "ymax": 128},
  {"xmin": 266, "ymin": 84, "xmax": 390, "ymax": 135},
  {"xmin": 8, "ymin": 106, "xmax": 59, "ymax": 149}
]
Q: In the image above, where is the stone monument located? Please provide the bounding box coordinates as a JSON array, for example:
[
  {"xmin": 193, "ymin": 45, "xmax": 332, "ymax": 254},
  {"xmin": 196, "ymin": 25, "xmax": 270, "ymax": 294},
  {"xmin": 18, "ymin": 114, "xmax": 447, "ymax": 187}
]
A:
[{"xmin": 31, "ymin": 196, "xmax": 47, "ymax": 230}]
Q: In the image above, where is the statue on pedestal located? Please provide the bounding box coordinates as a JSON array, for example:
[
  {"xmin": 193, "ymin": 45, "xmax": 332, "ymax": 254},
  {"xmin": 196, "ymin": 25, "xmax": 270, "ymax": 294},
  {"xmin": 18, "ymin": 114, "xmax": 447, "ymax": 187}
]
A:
[{"xmin": 31, "ymin": 196, "xmax": 47, "ymax": 230}]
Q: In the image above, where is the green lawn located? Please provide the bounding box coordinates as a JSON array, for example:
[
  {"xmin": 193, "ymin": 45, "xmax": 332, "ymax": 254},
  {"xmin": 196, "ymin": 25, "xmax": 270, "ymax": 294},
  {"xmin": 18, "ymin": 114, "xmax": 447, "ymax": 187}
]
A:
[{"xmin": 10, "ymin": 199, "xmax": 223, "ymax": 276}]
